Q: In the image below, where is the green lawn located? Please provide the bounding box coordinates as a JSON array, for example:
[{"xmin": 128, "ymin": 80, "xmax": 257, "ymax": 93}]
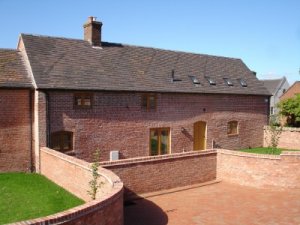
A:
[
  {"xmin": 239, "ymin": 147, "xmax": 300, "ymax": 155},
  {"xmin": 0, "ymin": 173, "xmax": 84, "ymax": 224}
]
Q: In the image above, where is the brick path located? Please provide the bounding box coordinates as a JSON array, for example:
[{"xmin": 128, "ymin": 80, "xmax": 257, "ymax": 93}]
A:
[{"xmin": 124, "ymin": 182, "xmax": 300, "ymax": 225}]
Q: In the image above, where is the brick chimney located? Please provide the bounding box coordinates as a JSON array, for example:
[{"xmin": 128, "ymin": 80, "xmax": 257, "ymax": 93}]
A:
[{"xmin": 83, "ymin": 16, "xmax": 102, "ymax": 46}]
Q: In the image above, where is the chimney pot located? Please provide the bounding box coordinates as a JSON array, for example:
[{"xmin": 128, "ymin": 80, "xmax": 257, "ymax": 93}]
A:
[{"xmin": 83, "ymin": 16, "xmax": 102, "ymax": 47}]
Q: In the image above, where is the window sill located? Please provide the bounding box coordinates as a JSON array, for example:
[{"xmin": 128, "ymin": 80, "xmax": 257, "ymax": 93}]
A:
[{"xmin": 227, "ymin": 134, "xmax": 239, "ymax": 137}]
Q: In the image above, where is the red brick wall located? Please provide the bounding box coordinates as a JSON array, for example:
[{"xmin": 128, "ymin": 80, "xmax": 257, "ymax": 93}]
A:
[
  {"xmin": 264, "ymin": 126, "xmax": 300, "ymax": 150},
  {"xmin": 217, "ymin": 149, "xmax": 300, "ymax": 188},
  {"xmin": 0, "ymin": 89, "xmax": 32, "ymax": 172},
  {"xmin": 37, "ymin": 147, "xmax": 124, "ymax": 225},
  {"xmin": 46, "ymin": 91, "xmax": 268, "ymax": 161},
  {"xmin": 101, "ymin": 150, "xmax": 217, "ymax": 199}
]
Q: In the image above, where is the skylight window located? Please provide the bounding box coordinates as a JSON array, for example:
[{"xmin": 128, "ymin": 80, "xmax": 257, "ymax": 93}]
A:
[
  {"xmin": 224, "ymin": 78, "xmax": 233, "ymax": 86},
  {"xmin": 189, "ymin": 75, "xmax": 201, "ymax": 85},
  {"xmin": 205, "ymin": 76, "xmax": 216, "ymax": 85},
  {"xmin": 238, "ymin": 79, "xmax": 247, "ymax": 87},
  {"xmin": 171, "ymin": 70, "xmax": 182, "ymax": 82}
]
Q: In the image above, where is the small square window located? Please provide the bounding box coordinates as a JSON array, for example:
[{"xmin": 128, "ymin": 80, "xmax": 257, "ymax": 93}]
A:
[
  {"xmin": 227, "ymin": 121, "xmax": 238, "ymax": 135},
  {"xmin": 74, "ymin": 93, "xmax": 93, "ymax": 108},
  {"xmin": 189, "ymin": 75, "xmax": 201, "ymax": 85},
  {"xmin": 205, "ymin": 76, "xmax": 216, "ymax": 85},
  {"xmin": 224, "ymin": 78, "xmax": 233, "ymax": 86},
  {"xmin": 142, "ymin": 94, "xmax": 157, "ymax": 111},
  {"xmin": 238, "ymin": 79, "xmax": 247, "ymax": 87},
  {"xmin": 50, "ymin": 131, "xmax": 73, "ymax": 152}
]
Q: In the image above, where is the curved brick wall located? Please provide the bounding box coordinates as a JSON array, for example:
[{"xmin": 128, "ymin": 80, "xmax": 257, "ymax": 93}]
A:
[
  {"xmin": 217, "ymin": 149, "xmax": 300, "ymax": 189},
  {"xmin": 11, "ymin": 147, "xmax": 124, "ymax": 225}
]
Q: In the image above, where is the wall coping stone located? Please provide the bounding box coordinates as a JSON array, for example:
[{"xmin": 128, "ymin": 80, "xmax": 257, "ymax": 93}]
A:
[
  {"xmin": 217, "ymin": 149, "xmax": 281, "ymax": 160},
  {"xmin": 100, "ymin": 149, "xmax": 217, "ymax": 167},
  {"xmin": 264, "ymin": 125, "xmax": 300, "ymax": 132},
  {"xmin": 217, "ymin": 149, "xmax": 300, "ymax": 159}
]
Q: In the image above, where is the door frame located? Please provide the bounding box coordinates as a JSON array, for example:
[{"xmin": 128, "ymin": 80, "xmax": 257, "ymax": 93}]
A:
[{"xmin": 193, "ymin": 121, "xmax": 207, "ymax": 150}]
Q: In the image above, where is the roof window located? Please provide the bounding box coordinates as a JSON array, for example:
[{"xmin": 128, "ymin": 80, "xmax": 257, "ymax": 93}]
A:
[
  {"xmin": 238, "ymin": 79, "xmax": 247, "ymax": 87},
  {"xmin": 171, "ymin": 70, "xmax": 182, "ymax": 82},
  {"xmin": 189, "ymin": 75, "xmax": 201, "ymax": 85},
  {"xmin": 205, "ymin": 76, "xmax": 216, "ymax": 85},
  {"xmin": 224, "ymin": 78, "xmax": 233, "ymax": 86}
]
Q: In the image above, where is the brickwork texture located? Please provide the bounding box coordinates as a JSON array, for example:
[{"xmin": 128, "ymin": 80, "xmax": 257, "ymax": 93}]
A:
[
  {"xmin": 101, "ymin": 150, "xmax": 217, "ymax": 200},
  {"xmin": 217, "ymin": 149, "xmax": 300, "ymax": 188},
  {"xmin": 0, "ymin": 89, "xmax": 32, "ymax": 172},
  {"xmin": 22, "ymin": 147, "xmax": 125, "ymax": 225},
  {"xmin": 46, "ymin": 91, "xmax": 268, "ymax": 161},
  {"xmin": 264, "ymin": 126, "xmax": 300, "ymax": 150}
]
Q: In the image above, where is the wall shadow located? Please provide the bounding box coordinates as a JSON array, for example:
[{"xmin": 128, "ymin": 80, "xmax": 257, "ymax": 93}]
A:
[
  {"xmin": 124, "ymin": 199, "xmax": 168, "ymax": 225},
  {"xmin": 124, "ymin": 189, "xmax": 168, "ymax": 225}
]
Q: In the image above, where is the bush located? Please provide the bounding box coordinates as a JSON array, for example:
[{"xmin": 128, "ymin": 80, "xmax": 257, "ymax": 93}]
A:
[{"xmin": 278, "ymin": 94, "xmax": 300, "ymax": 127}]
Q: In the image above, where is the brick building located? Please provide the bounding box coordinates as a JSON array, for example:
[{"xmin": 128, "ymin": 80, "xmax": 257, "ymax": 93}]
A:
[
  {"xmin": 261, "ymin": 77, "xmax": 289, "ymax": 116},
  {"xmin": 0, "ymin": 17, "xmax": 270, "ymax": 168},
  {"xmin": 0, "ymin": 49, "xmax": 34, "ymax": 172},
  {"xmin": 280, "ymin": 81, "xmax": 300, "ymax": 101}
]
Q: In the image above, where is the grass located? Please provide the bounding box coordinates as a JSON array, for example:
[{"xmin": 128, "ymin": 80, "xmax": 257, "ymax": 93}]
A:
[
  {"xmin": 239, "ymin": 147, "xmax": 300, "ymax": 155},
  {"xmin": 0, "ymin": 173, "xmax": 84, "ymax": 224}
]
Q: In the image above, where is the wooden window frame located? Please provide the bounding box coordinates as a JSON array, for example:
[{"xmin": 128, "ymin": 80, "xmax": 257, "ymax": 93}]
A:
[
  {"xmin": 149, "ymin": 127, "xmax": 170, "ymax": 156},
  {"xmin": 74, "ymin": 92, "xmax": 93, "ymax": 109},
  {"xmin": 141, "ymin": 93, "xmax": 157, "ymax": 111},
  {"xmin": 227, "ymin": 121, "xmax": 239, "ymax": 136},
  {"xmin": 50, "ymin": 131, "xmax": 73, "ymax": 152}
]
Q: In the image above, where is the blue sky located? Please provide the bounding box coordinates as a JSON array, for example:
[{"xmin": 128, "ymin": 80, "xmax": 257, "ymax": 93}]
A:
[{"xmin": 0, "ymin": 0, "xmax": 299, "ymax": 84}]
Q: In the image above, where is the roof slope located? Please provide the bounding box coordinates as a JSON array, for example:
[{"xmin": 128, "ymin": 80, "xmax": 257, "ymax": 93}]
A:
[
  {"xmin": 0, "ymin": 49, "xmax": 32, "ymax": 88},
  {"xmin": 21, "ymin": 34, "xmax": 270, "ymax": 95},
  {"xmin": 261, "ymin": 77, "xmax": 285, "ymax": 95},
  {"xmin": 280, "ymin": 81, "xmax": 300, "ymax": 100}
]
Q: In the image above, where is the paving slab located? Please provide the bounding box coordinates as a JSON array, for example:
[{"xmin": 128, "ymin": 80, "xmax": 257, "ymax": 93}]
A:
[{"xmin": 124, "ymin": 182, "xmax": 300, "ymax": 225}]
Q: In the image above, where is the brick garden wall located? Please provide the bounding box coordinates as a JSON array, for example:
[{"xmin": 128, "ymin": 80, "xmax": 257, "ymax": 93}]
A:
[
  {"xmin": 101, "ymin": 150, "xmax": 217, "ymax": 200},
  {"xmin": 217, "ymin": 149, "xmax": 300, "ymax": 189},
  {"xmin": 31, "ymin": 147, "xmax": 124, "ymax": 225},
  {"xmin": 0, "ymin": 89, "xmax": 32, "ymax": 172},
  {"xmin": 264, "ymin": 126, "xmax": 300, "ymax": 150},
  {"xmin": 47, "ymin": 91, "xmax": 268, "ymax": 161}
]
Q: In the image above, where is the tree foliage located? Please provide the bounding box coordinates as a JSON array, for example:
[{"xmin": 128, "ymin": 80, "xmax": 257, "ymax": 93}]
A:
[
  {"xmin": 88, "ymin": 149, "xmax": 101, "ymax": 200},
  {"xmin": 264, "ymin": 123, "xmax": 282, "ymax": 154},
  {"xmin": 278, "ymin": 94, "xmax": 300, "ymax": 127}
]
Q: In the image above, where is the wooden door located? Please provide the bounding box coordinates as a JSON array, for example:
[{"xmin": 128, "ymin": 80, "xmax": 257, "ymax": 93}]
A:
[{"xmin": 193, "ymin": 121, "xmax": 206, "ymax": 150}]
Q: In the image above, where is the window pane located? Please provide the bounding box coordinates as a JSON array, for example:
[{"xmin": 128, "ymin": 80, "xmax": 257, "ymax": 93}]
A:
[
  {"xmin": 149, "ymin": 96, "xmax": 156, "ymax": 109},
  {"xmin": 228, "ymin": 121, "xmax": 238, "ymax": 135},
  {"xmin": 84, "ymin": 97, "xmax": 91, "ymax": 106},
  {"xmin": 51, "ymin": 135, "xmax": 60, "ymax": 150},
  {"xmin": 63, "ymin": 134, "xmax": 71, "ymax": 150},
  {"xmin": 150, "ymin": 130, "xmax": 159, "ymax": 156},
  {"xmin": 75, "ymin": 96, "xmax": 82, "ymax": 106},
  {"xmin": 142, "ymin": 95, "xmax": 147, "ymax": 108},
  {"xmin": 160, "ymin": 129, "xmax": 169, "ymax": 155}
]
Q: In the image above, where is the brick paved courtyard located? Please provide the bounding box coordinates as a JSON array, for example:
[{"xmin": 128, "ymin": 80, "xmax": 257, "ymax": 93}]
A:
[{"xmin": 124, "ymin": 182, "xmax": 300, "ymax": 225}]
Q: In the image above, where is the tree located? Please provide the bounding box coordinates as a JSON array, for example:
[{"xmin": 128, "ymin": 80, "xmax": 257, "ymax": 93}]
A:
[
  {"xmin": 277, "ymin": 94, "xmax": 300, "ymax": 127},
  {"xmin": 87, "ymin": 149, "xmax": 102, "ymax": 200},
  {"xmin": 264, "ymin": 120, "xmax": 282, "ymax": 154}
]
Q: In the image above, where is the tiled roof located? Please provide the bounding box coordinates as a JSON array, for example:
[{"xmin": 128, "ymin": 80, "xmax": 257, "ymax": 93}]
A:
[
  {"xmin": 21, "ymin": 34, "xmax": 270, "ymax": 95},
  {"xmin": 0, "ymin": 49, "xmax": 32, "ymax": 88},
  {"xmin": 261, "ymin": 77, "xmax": 285, "ymax": 95},
  {"xmin": 280, "ymin": 81, "xmax": 300, "ymax": 100}
]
